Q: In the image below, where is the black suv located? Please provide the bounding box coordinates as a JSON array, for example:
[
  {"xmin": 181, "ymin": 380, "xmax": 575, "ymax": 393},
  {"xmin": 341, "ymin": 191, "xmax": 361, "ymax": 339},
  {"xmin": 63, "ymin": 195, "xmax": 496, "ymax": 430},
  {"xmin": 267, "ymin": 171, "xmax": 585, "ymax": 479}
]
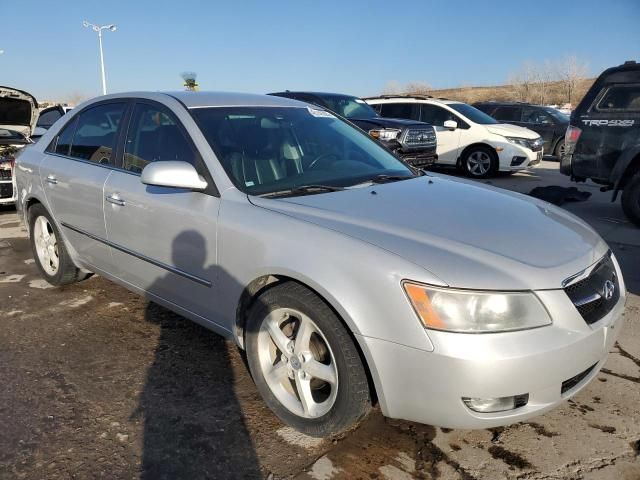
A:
[
  {"xmin": 269, "ymin": 91, "xmax": 437, "ymax": 168},
  {"xmin": 474, "ymin": 101, "xmax": 569, "ymax": 158},
  {"xmin": 560, "ymin": 61, "xmax": 640, "ymax": 226}
]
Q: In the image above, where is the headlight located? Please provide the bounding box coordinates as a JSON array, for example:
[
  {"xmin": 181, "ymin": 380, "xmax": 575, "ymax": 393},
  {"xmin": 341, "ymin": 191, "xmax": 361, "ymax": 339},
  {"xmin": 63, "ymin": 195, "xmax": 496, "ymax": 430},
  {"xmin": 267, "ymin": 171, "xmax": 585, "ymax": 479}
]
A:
[
  {"xmin": 505, "ymin": 137, "xmax": 532, "ymax": 149},
  {"xmin": 403, "ymin": 282, "xmax": 552, "ymax": 333},
  {"xmin": 369, "ymin": 128, "xmax": 401, "ymax": 141}
]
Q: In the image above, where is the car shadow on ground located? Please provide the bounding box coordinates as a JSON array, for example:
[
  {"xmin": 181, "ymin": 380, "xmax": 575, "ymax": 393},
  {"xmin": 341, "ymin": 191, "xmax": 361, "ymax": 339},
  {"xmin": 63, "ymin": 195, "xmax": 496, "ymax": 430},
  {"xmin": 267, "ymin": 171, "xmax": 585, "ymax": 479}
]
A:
[{"xmin": 137, "ymin": 230, "xmax": 263, "ymax": 479}]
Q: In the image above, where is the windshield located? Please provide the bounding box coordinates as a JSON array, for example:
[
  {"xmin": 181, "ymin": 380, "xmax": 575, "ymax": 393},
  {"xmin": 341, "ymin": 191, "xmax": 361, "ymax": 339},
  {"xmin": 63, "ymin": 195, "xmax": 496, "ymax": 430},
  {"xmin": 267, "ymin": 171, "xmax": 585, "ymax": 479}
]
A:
[
  {"xmin": 192, "ymin": 106, "xmax": 413, "ymax": 196},
  {"xmin": 546, "ymin": 108, "xmax": 569, "ymax": 122},
  {"xmin": 319, "ymin": 96, "xmax": 379, "ymax": 120},
  {"xmin": 448, "ymin": 103, "xmax": 498, "ymax": 124}
]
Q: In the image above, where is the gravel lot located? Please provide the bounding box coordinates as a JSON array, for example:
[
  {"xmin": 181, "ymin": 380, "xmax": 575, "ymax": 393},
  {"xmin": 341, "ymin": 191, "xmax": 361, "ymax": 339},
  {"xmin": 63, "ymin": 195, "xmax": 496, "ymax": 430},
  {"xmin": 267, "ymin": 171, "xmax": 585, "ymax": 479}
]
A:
[{"xmin": 1, "ymin": 160, "xmax": 639, "ymax": 479}]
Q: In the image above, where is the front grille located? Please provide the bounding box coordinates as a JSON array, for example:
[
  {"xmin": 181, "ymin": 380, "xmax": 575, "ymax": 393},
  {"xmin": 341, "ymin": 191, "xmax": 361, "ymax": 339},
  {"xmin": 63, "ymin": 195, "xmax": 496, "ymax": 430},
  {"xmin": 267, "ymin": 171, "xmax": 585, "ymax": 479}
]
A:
[
  {"xmin": 563, "ymin": 253, "xmax": 619, "ymax": 325},
  {"xmin": 561, "ymin": 363, "xmax": 597, "ymax": 395},
  {"xmin": 530, "ymin": 143, "xmax": 543, "ymax": 152},
  {"xmin": 400, "ymin": 128, "xmax": 436, "ymax": 149},
  {"xmin": 400, "ymin": 153, "xmax": 436, "ymax": 168},
  {"xmin": 0, "ymin": 182, "xmax": 13, "ymax": 199},
  {"xmin": 0, "ymin": 168, "xmax": 12, "ymax": 180}
]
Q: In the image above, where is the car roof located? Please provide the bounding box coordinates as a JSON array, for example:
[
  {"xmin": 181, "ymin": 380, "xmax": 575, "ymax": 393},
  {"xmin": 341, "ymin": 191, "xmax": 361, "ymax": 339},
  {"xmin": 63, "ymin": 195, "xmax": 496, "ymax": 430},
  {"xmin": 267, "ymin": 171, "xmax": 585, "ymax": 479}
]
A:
[
  {"xmin": 364, "ymin": 96, "xmax": 462, "ymax": 106},
  {"xmin": 475, "ymin": 101, "xmax": 547, "ymax": 107},
  {"xmin": 85, "ymin": 91, "xmax": 309, "ymax": 109},
  {"xmin": 271, "ymin": 91, "xmax": 363, "ymax": 100}
]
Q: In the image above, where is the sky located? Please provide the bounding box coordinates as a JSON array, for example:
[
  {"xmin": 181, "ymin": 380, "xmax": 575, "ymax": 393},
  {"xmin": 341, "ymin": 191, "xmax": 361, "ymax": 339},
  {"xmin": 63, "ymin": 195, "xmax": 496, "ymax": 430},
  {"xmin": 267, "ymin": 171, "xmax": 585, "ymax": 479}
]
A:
[{"xmin": 1, "ymin": 0, "xmax": 639, "ymax": 102}]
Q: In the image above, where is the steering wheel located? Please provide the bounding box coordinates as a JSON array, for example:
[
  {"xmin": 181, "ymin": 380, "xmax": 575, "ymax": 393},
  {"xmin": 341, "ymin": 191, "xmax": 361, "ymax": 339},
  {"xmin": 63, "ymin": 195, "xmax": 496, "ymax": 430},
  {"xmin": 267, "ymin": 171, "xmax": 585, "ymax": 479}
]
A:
[{"xmin": 307, "ymin": 153, "xmax": 338, "ymax": 170}]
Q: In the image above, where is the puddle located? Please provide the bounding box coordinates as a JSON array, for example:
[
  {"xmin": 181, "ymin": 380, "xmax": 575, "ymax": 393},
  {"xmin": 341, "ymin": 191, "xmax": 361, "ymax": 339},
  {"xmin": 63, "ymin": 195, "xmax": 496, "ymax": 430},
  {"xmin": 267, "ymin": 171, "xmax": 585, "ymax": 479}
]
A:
[
  {"xmin": 308, "ymin": 456, "xmax": 341, "ymax": 480},
  {"xmin": 28, "ymin": 279, "xmax": 53, "ymax": 289},
  {"xmin": 487, "ymin": 445, "xmax": 533, "ymax": 469},
  {"xmin": 0, "ymin": 274, "xmax": 25, "ymax": 283}
]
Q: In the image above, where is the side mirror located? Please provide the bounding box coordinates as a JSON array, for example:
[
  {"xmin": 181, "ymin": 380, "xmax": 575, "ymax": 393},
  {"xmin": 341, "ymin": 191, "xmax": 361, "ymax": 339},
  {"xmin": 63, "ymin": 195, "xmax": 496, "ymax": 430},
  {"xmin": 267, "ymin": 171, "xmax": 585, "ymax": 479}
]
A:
[
  {"xmin": 443, "ymin": 120, "xmax": 458, "ymax": 130},
  {"xmin": 140, "ymin": 161, "xmax": 208, "ymax": 191}
]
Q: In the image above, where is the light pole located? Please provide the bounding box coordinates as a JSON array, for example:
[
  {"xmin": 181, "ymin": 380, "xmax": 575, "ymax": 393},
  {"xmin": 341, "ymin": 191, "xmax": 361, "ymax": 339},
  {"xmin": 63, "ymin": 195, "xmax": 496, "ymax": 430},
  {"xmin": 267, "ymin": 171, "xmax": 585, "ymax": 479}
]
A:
[{"xmin": 82, "ymin": 20, "xmax": 117, "ymax": 95}]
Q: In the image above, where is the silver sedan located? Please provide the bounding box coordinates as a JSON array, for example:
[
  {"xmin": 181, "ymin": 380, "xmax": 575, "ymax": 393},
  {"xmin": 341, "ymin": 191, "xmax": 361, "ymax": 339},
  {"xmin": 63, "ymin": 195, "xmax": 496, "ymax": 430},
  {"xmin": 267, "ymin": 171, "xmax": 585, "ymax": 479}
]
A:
[{"xmin": 15, "ymin": 92, "xmax": 626, "ymax": 437}]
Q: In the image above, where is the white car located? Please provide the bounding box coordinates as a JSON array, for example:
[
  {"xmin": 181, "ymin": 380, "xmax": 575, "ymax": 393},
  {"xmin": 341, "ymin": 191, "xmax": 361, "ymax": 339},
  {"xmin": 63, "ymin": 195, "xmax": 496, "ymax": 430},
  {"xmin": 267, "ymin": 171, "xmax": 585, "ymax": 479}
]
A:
[{"xmin": 365, "ymin": 96, "xmax": 544, "ymax": 178}]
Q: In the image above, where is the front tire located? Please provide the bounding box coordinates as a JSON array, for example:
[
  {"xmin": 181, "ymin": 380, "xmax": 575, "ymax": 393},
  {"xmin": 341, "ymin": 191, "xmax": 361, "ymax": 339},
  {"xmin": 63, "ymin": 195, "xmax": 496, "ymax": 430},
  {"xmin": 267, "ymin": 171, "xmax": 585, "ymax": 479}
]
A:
[
  {"xmin": 462, "ymin": 146, "xmax": 498, "ymax": 178},
  {"xmin": 621, "ymin": 171, "xmax": 640, "ymax": 227},
  {"xmin": 245, "ymin": 282, "xmax": 371, "ymax": 437},
  {"xmin": 28, "ymin": 204, "xmax": 88, "ymax": 286}
]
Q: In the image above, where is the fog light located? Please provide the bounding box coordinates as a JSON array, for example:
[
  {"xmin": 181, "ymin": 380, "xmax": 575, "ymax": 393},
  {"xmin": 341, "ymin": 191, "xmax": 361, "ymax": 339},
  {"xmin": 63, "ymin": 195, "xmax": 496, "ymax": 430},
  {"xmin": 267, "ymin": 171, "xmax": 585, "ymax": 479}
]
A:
[
  {"xmin": 462, "ymin": 393, "xmax": 529, "ymax": 413},
  {"xmin": 511, "ymin": 156, "xmax": 526, "ymax": 166}
]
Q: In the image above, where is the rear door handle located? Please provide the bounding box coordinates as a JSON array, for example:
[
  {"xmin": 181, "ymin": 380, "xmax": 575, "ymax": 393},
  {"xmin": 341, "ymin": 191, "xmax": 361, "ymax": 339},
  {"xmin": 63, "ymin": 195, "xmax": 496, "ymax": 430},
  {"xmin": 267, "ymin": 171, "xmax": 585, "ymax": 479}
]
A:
[
  {"xmin": 106, "ymin": 193, "xmax": 126, "ymax": 207},
  {"xmin": 46, "ymin": 174, "xmax": 58, "ymax": 185}
]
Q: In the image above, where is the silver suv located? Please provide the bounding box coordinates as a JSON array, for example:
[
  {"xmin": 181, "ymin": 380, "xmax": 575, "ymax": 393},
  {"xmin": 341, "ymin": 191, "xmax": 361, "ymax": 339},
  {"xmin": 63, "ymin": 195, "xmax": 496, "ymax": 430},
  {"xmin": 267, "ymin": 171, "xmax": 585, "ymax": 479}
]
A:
[{"xmin": 15, "ymin": 92, "xmax": 626, "ymax": 437}]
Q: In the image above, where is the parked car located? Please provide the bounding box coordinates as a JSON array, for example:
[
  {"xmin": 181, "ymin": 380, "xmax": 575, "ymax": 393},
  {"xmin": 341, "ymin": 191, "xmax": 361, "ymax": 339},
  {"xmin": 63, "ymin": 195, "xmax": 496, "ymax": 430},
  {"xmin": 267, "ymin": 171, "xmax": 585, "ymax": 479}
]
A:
[
  {"xmin": 32, "ymin": 104, "xmax": 73, "ymax": 140},
  {"xmin": 365, "ymin": 95, "xmax": 544, "ymax": 178},
  {"xmin": 474, "ymin": 101, "xmax": 569, "ymax": 158},
  {"xmin": 0, "ymin": 86, "xmax": 38, "ymax": 205},
  {"xmin": 16, "ymin": 91, "xmax": 625, "ymax": 437},
  {"xmin": 269, "ymin": 91, "xmax": 437, "ymax": 169},
  {"xmin": 561, "ymin": 60, "xmax": 640, "ymax": 226}
]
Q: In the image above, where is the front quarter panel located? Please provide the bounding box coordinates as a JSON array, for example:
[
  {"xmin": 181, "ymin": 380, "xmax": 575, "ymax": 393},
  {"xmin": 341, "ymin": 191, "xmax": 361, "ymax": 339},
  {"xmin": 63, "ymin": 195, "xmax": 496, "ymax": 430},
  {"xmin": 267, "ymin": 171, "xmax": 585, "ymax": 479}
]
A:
[
  {"xmin": 215, "ymin": 189, "xmax": 440, "ymax": 352},
  {"xmin": 15, "ymin": 146, "xmax": 47, "ymax": 229}
]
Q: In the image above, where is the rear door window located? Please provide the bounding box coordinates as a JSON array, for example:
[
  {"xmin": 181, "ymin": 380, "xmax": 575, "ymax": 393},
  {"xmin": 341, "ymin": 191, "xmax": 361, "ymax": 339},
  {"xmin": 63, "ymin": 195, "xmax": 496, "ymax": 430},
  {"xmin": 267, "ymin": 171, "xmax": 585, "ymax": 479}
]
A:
[
  {"xmin": 379, "ymin": 103, "xmax": 419, "ymax": 120},
  {"xmin": 68, "ymin": 103, "xmax": 126, "ymax": 165},
  {"xmin": 595, "ymin": 85, "xmax": 640, "ymax": 111},
  {"xmin": 492, "ymin": 106, "xmax": 522, "ymax": 122},
  {"xmin": 51, "ymin": 117, "xmax": 78, "ymax": 156}
]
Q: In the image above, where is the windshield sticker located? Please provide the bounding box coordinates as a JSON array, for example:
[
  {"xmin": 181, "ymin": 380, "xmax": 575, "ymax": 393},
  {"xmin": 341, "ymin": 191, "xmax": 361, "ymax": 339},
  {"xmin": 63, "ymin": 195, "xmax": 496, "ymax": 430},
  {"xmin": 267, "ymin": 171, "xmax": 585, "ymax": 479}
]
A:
[
  {"xmin": 245, "ymin": 181, "xmax": 255, "ymax": 187},
  {"xmin": 307, "ymin": 107, "xmax": 335, "ymax": 118}
]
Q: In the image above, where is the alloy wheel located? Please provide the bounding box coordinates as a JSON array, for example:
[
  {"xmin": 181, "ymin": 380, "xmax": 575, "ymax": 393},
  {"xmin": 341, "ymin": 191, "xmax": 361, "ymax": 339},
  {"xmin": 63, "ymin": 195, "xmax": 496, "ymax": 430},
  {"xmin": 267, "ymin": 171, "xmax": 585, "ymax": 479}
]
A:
[
  {"xmin": 33, "ymin": 216, "xmax": 59, "ymax": 276},
  {"xmin": 467, "ymin": 150, "xmax": 492, "ymax": 176},
  {"xmin": 257, "ymin": 307, "xmax": 338, "ymax": 418}
]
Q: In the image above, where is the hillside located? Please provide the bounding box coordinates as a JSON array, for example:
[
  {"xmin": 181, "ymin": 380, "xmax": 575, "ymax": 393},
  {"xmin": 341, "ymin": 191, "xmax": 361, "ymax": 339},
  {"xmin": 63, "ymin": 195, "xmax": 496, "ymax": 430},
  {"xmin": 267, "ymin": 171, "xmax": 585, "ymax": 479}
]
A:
[{"xmin": 401, "ymin": 78, "xmax": 596, "ymax": 107}]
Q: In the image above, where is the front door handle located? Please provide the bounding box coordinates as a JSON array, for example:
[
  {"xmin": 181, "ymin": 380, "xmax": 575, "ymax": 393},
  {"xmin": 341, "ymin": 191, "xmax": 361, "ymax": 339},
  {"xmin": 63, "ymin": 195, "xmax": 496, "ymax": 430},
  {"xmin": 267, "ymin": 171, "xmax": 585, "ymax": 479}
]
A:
[
  {"xmin": 46, "ymin": 174, "xmax": 58, "ymax": 185},
  {"xmin": 106, "ymin": 193, "xmax": 126, "ymax": 207}
]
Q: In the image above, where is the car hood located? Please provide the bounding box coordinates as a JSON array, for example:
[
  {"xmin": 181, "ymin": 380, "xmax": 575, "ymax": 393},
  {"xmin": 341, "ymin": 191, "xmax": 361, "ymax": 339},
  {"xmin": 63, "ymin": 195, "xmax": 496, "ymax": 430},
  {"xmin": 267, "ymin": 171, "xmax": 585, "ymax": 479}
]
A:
[
  {"xmin": 0, "ymin": 86, "xmax": 39, "ymax": 138},
  {"xmin": 250, "ymin": 175, "xmax": 608, "ymax": 290},
  {"xmin": 487, "ymin": 123, "xmax": 540, "ymax": 139}
]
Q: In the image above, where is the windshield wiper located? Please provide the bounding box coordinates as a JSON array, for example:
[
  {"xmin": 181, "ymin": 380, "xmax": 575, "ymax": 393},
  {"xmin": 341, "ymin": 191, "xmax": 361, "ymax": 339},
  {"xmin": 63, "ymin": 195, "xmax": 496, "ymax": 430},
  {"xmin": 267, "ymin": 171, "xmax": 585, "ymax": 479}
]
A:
[
  {"xmin": 351, "ymin": 174, "xmax": 417, "ymax": 187},
  {"xmin": 260, "ymin": 184, "xmax": 345, "ymax": 198}
]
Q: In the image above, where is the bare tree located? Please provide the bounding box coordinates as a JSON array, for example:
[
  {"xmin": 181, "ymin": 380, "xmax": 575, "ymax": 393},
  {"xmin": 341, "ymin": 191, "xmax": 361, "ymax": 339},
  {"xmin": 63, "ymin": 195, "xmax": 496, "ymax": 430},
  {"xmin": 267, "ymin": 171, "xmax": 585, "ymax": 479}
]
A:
[
  {"xmin": 63, "ymin": 91, "xmax": 88, "ymax": 107},
  {"xmin": 556, "ymin": 56, "xmax": 589, "ymax": 105},
  {"xmin": 532, "ymin": 60, "xmax": 556, "ymax": 105},
  {"xmin": 382, "ymin": 80, "xmax": 403, "ymax": 95},
  {"xmin": 404, "ymin": 81, "xmax": 432, "ymax": 95},
  {"xmin": 509, "ymin": 61, "xmax": 537, "ymax": 103}
]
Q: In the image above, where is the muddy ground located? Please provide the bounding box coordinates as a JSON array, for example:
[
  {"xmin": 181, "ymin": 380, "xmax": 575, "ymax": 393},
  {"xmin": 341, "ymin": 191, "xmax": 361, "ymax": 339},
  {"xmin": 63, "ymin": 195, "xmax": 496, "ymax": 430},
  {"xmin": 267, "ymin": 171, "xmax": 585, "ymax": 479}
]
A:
[{"xmin": 1, "ymin": 161, "xmax": 639, "ymax": 479}]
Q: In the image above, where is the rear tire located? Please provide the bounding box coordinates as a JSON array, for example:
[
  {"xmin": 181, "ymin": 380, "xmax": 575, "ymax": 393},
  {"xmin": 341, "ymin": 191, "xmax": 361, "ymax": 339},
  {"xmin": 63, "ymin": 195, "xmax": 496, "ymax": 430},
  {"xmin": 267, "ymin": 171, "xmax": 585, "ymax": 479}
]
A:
[
  {"xmin": 554, "ymin": 138, "xmax": 566, "ymax": 159},
  {"xmin": 245, "ymin": 282, "xmax": 371, "ymax": 437},
  {"xmin": 621, "ymin": 171, "xmax": 640, "ymax": 227},
  {"xmin": 462, "ymin": 146, "xmax": 498, "ymax": 179},
  {"xmin": 28, "ymin": 204, "xmax": 90, "ymax": 286}
]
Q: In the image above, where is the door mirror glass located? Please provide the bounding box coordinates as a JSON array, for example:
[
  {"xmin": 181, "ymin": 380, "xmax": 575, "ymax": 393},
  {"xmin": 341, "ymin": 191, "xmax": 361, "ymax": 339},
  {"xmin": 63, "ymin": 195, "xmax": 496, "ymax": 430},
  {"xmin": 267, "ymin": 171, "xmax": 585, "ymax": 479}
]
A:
[
  {"xmin": 443, "ymin": 120, "xmax": 458, "ymax": 130},
  {"xmin": 140, "ymin": 161, "xmax": 208, "ymax": 191}
]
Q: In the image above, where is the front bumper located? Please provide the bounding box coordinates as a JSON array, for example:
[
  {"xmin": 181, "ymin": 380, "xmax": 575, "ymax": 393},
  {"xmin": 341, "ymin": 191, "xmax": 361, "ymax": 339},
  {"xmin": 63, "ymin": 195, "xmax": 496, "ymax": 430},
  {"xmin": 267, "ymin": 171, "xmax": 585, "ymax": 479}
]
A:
[
  {"xmin": 359, "ymin": 285, "xmax": 625, "ymax": 429},
  {"xmin": 396, "ymin": 151, "xmax": 437, "ymax": 169},
  {"xmin": 497, "ymin": 143, "xmax": 543, "ymax": 172}
]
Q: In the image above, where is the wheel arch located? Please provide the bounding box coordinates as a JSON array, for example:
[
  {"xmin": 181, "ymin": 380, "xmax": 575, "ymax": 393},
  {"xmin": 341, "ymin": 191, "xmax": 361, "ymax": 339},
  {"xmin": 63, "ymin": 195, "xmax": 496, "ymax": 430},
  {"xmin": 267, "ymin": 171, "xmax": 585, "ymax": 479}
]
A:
[
  {"xmin": 22, "ymin": 194, "xmax": 47, "ymax": 235},
  {"xmin": 457, "ymin": 142, "xmax": 499, "ymax": 166},
  {"xmin": 611, "ymin": 147, "xmax": 640, "ymax": 201},
  {"xmin": 234, "ymin": 273, "xmax": 381, "ymax": 408}
]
